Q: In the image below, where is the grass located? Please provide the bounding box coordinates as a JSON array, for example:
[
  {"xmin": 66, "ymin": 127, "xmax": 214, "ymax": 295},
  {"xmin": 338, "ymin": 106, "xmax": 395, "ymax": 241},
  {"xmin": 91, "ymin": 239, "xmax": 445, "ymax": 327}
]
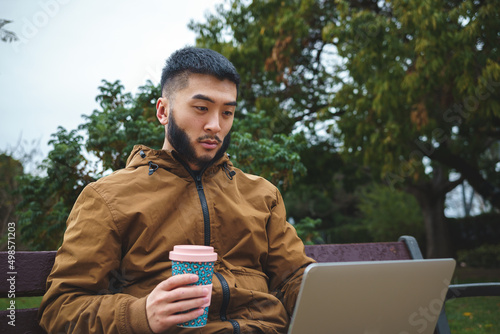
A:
[
  {"xmin": 445, "ymin": 267, "xmax": 500, "ymax": 334},
  {"xmin": 446, "ymin": 296, "xmax": 499, "ymax": 333},
  {"xmin": 0, "ymin": 296, "xmax": 42, "ymax": 309}
]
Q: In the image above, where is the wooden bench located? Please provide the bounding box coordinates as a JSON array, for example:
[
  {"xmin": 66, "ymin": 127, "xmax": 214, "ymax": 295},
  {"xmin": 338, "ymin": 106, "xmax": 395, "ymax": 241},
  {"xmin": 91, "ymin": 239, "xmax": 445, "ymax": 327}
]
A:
[{"xmin": 1, "ymin": 236, "xmax": 499, "ymax": 333}]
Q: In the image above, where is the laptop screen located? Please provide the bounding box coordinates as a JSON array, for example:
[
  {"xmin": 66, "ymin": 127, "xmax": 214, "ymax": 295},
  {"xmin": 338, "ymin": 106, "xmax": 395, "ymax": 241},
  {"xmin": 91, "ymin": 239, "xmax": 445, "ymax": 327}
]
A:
[{"xmin": 288, "ymin": 259, "xmax": 455, "ymax": 334}]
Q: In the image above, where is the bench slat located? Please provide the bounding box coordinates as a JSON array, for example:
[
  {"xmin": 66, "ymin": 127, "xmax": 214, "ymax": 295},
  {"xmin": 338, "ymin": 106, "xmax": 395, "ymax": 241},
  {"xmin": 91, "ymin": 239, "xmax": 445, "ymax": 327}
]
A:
[
  {"xmin": 305, "ymin": 241, "xmax": 411, "ymax": 262},
  {"xmin": 0, "ymin": 251, "xmax": 56, "ymax": 297},
  {"xmin": 0, "ymin": 308, "xmax": 45, "ymax": 334}
]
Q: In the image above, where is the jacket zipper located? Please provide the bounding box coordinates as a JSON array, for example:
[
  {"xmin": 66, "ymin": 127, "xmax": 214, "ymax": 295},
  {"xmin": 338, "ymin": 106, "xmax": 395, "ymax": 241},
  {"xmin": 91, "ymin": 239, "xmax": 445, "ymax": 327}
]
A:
[
  {"xmin": 194, "ymin": 174, "xmax": 211, "ymax": 246},
  {"xmin": 170, "ymin": 152, "xmax": 211, "ymax": 246},
  {"xmin": 195, "ymin": 175, "xmax": 239, "ymax": 332},
  {"xmin": 171, "ymin": 154, "xmax": 238, "ymax": 332},
  {"xmin": 214, "ymin": 272, "xmax": 240, "ymax": 333}
]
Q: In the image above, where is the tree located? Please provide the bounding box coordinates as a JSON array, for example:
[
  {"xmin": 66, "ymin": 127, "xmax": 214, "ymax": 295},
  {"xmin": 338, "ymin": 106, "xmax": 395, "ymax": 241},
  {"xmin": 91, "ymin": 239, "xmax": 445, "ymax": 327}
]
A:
[
  {"xmin": 80, "ymin": 79, "xmax": 164, "ymax": 172},
  {"xmin": 15, "ymin": 78, "xmax": 307, "ymax": 249},
  {"xmin": 189, "ymin": 0, "xmax": 340, "ymax": 139},
  {"xmin": 189, "ymin": 0, "xmax": 500, "ymax": 257},
  {"xmin": 0, "ymin": 154, "xmax": 23, "ymax": 249},
  {"xmin": 189, "ymin": 0, "xmax": 359, "ymax": 238},
  {"xmin": 230, "ymin": 110, "xmax": 306, "ymax": 188},
  {"xmin": 0, "ymin": 19, "xmax": 18, "ymax": 43},
  {"xmin": 16, "ymin": 128, "xmax": 95, "ymax": 250},
  {"xmin": 356, "ymin": 183, "xmax": 425, "ymax": 243},
  {"xmin": 325, "ymin": 0, "xmax": 500, "ymax": 257},
  {"xmin": 283, "ymin": 139, "xmax": 370, "ymax": 243}
]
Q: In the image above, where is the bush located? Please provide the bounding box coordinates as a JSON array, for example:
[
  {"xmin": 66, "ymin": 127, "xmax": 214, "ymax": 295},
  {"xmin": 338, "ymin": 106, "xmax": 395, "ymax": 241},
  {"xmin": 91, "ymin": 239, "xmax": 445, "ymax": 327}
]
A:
[
  {"xmin": 356, "ymin": 183, "xmax": 425, "ymax": 242},
  {"xmin": 457, "ymin": 244, "xmax": 500, "ymax": 269},
  {"xmin": 293, "ymin": 217, "xmax": 325, "ymax": 245}
]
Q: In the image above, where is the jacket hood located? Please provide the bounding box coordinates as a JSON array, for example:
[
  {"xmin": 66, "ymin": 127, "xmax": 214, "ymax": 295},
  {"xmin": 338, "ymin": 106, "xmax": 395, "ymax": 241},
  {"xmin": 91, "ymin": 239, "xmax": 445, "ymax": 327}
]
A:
[{"xmin": 125, "ymin": 145, "xmax": 233, "ymax": 178}]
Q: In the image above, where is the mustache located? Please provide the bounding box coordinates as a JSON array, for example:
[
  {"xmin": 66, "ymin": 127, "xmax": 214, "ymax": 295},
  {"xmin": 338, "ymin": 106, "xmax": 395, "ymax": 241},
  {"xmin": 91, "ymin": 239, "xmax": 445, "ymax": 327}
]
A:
[{"xmin": 198, "ymin": 135, "xmax": 222, "ymax": 143}]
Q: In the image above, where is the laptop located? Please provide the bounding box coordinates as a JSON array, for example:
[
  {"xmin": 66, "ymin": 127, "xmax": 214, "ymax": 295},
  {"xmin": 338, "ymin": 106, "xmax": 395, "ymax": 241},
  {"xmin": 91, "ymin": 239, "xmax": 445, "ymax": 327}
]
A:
[{"xmin": 288, "ymin": 259, "xmax": 456, "ymax": 334}]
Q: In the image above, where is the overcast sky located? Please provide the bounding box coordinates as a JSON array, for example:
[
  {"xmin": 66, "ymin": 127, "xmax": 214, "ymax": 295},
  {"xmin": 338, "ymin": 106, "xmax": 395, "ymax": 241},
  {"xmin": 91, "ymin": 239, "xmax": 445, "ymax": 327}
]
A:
[{"xmin": 1, "ymin": 0, "xmax": 223, "ymax": 160}]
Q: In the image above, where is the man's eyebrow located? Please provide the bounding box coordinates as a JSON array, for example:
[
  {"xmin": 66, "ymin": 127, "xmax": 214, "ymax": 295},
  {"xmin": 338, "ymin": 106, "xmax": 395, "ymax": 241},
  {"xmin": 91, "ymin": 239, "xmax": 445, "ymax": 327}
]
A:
[{"xmin": 192, "ymin": 94, "xmax": 237, "ymax": 107}]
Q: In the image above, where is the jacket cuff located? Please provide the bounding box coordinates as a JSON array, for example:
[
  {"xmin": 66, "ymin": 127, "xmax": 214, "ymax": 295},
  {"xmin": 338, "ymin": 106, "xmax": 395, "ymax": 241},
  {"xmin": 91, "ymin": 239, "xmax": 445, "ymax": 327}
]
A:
[{"xmin": 119, "ymin": 296, "xmax": 154, "ymax": 334}]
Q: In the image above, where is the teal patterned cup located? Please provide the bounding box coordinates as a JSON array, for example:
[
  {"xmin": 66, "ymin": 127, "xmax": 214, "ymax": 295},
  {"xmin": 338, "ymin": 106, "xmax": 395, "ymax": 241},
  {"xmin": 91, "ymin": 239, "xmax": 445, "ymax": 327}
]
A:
[{"xmin": 169, "ymin": 245, "xmax": 217, "ymax": 328}]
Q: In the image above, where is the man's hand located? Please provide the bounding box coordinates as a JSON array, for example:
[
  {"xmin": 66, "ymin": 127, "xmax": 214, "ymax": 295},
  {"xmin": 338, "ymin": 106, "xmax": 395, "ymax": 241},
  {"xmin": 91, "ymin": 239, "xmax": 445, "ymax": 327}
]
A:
[{"xmin": 146, "ymin": 274, "xmax": 210, "ymax": 333}]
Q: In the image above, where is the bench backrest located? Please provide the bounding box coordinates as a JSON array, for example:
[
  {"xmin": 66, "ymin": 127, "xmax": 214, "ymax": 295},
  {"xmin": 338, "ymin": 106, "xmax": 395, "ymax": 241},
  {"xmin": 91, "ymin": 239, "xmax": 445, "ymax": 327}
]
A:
[
  {"xmin": 0, "ymin": 236, "xmax": 418, "ymax": 334},
  {"xmin": 304, "ymin": 236, "xmax": 420, "ymax": 262},
  {"xmin": 0, "ymin": 251, "xmax": 56, "ymax": 334}
]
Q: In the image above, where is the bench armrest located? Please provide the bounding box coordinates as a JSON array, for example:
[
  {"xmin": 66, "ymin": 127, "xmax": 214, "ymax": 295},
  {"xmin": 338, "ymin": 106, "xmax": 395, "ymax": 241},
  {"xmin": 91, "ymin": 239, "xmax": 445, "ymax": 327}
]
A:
[{"xmin": 446, "ymin": 282, "xmax": 500, "ymax": 300}]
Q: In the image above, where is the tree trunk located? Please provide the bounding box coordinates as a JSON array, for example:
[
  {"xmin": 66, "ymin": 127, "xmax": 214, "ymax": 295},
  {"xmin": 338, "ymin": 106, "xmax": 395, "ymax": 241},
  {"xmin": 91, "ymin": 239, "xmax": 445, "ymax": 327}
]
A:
[
  {"xmin": 426, "ymin": 143, "xmax": 500, "ymax": 211},
  {"xmin": 413, "ymin": 189, "xmax": 452, "ymax": 258},
  {"xmin": 405, "ymin": 166, "xmax": 457, "ymax": 258}
]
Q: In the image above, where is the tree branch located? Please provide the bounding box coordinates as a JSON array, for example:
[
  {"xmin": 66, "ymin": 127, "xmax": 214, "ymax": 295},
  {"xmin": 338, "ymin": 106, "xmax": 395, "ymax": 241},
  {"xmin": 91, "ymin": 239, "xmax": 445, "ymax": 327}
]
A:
[{"xmin": 416, "ymin": 140, "xmax": 500, "ymax": 209}]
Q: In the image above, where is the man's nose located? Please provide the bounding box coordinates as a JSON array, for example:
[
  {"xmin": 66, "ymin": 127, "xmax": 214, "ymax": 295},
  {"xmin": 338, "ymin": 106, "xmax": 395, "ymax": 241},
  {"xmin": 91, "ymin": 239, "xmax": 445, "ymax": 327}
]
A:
[{"xmin": 205, "ymin": 113, "xmax": 221, "ymax": 133}]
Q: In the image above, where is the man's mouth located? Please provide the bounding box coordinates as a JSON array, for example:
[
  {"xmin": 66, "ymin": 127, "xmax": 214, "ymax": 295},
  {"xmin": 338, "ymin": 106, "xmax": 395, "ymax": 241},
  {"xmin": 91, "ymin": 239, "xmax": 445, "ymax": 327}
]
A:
[{"xmin": 199, "ymin": 138, "xmax": 221, "ymax": 150}]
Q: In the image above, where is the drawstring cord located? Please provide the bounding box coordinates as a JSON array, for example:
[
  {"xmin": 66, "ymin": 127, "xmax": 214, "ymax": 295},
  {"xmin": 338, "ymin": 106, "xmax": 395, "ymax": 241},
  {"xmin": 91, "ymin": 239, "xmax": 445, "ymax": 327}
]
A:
[
  {"xmin": 141, "ymin": 149, "xmax": 233, "ymax": 179},
  {"xmin": 140, "ymin": 150, "xmax": 159, "ymax": 176},
  {"xmin": 223, "ymin": 162, "xmax": 236, "ymax": 180},
  {"xmin": 148, "ymin": 161, "xmax": 159, "ymax": 176}
]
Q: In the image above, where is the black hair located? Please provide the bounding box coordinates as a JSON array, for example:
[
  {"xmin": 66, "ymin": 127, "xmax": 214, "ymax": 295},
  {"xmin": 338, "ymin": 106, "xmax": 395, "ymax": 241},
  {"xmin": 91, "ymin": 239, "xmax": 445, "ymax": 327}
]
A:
[{"xmin": 160, "ymin": 47, "xmax": 240, "ymax": 98}]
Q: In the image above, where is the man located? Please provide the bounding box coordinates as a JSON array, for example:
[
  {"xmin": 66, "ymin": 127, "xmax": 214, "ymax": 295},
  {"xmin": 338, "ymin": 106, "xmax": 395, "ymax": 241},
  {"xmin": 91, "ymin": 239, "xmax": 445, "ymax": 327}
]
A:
[{"xmin": 39, "ymin": 47, "xmax": 314, "ymax": 333}]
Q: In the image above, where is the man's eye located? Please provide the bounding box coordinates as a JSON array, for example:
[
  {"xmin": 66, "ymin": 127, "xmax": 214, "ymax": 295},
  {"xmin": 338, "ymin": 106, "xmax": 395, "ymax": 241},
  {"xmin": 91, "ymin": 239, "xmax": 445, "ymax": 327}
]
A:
[
  {"xmin": 195, "ymin": 106, "xmax": 208, "ymax": 111},
  {"xmin": 223, "ymin": 111, "xmax": 234, "ymax": 116}
]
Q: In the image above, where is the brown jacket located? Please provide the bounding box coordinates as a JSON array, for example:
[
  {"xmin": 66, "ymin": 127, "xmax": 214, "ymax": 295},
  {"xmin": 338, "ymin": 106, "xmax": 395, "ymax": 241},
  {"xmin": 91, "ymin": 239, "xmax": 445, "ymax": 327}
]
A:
[{"xmin": 39, "ymin": 145, "xmax": 314, "ymax": 333}]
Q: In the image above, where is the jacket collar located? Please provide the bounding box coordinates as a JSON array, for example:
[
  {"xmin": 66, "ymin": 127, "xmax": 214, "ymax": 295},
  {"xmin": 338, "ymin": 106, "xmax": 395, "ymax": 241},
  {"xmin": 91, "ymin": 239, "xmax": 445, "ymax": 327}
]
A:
[{"xmin": 126, "ymin": 145, "xmax": 233, "ymax": 179}]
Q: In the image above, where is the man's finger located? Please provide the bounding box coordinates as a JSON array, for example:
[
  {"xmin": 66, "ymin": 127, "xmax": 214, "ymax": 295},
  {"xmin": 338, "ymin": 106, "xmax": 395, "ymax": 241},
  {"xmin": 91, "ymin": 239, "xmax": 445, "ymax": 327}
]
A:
[
  {"xmin": 157, "ymin": 274, "xmax": 199, "ymax": 291},
  {"xmin": 162, "ymin": 285, "xmax": 210, "ymax": 304},
  {"xmin": 170, "ymin": 307, "xmax": 205, "ymax": 325}
]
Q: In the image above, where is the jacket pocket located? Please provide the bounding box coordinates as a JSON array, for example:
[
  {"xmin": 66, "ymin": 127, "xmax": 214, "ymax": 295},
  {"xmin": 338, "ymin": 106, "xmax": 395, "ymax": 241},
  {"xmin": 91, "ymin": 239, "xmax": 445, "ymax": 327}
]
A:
[
  {"xmin": 231, "ymin": 267, "xmax": 269, "ymax": 293},
  {"xmin": 227, "ymin": 267, "xmax": 289, "ymax": 332}
]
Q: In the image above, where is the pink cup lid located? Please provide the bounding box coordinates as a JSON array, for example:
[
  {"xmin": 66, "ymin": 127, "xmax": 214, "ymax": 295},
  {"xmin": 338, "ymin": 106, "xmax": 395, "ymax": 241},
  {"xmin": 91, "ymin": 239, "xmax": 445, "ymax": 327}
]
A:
[{"xmin": 169, "ymin": 245, "xmax": 217, "ymax": 262}]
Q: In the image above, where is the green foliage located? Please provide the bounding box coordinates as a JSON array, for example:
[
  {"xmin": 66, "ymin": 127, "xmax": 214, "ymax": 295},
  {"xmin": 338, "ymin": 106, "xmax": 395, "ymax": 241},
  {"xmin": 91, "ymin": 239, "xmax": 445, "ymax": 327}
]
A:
[
  {"xmin": 283, "ymin": 140, "xmax": 371, "ymax": 243},
  {"xmin": 190, "ymin": 0, "xmax": 372, "ymax": 243},
  {"xmin": 320, "ymin": 0, "xmax": 500, "ymax": 256},
  {"xmin": 230, "ymin": 110, "xmax": 306, "ymax": 188},
  {"xmin": 189, "ymin": 0, "xmax": 339, "ymax": 137},
  {"xmin": 458, "ymin": 244, "xmax": 500, "ymax": 269},
  {"xmin": 0, "ymin": 154, "xmax": 23, "ymax": 212},
  {"xmin": 0, "ymin": 154, "xmax": 23, "ymax": 248},
  {"xmin": 327, "ymin": 0, "xmax": 500, "ymax": 198},
  {"xmin": 14, "ymin": 80, "xmax": 165, "ymax": 249},
  {"xmin": 356, "ymin": 183, "xmax": 425, "ymax": 242},
  {"xmin": 293, "ymin": 217, "xmax": 324, "ymax": 245},
  {"xmin": 0, "ymin": 19, "xmax": 18, "ymax": 43},
  {"xmin": 80, "ymin": 80, "xmax": 163, "ymax": 172},
  {"xmin": 190, "ymin": 0, "xmax": 338, "ymax": 190},
  {"xmin": 14, "ymin": 74, "xmax": 308, "ymax": 248},
  {"xmin": 12, "ymin": 0, "xmax": 500, "ymax": 251},
  {"xmin": 16, "ymin": 127, "xmax": 95, "ymax": 250}
]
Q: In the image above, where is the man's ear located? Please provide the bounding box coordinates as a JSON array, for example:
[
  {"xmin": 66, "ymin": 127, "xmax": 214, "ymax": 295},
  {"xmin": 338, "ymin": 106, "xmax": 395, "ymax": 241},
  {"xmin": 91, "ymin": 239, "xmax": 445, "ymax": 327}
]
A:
[{"xmin": 156, "ymin": 97, "xmax": 169, "ymax": 125}]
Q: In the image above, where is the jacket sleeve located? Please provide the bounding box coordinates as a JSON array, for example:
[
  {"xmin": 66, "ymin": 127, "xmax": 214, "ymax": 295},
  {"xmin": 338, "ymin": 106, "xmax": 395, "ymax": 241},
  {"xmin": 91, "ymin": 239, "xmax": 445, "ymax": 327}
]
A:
[
  {"xmin": 38, "ymin": 185, "xmax": 153, "ymax": 334},
  {"xmin": 265, "ymin": 188, "xmax": 315, "ymax": 316}
]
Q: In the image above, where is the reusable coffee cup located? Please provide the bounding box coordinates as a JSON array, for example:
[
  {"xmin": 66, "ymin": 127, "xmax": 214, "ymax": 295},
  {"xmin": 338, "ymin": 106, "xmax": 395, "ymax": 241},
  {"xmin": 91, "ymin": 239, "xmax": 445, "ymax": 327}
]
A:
[{"xmin": 169, "ymin": 245, "xmax": 217, "ymax": 328}]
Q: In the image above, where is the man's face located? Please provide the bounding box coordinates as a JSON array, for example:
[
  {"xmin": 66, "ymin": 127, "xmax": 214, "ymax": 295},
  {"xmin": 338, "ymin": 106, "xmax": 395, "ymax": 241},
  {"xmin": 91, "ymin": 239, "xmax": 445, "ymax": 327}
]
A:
[
  {"xmin": 157, "ymin": 73, "xmax": 237, "ymax": 170},
  {"xmin": 167, "ymin": 109, "xmax": 231, "ymax": 170}
]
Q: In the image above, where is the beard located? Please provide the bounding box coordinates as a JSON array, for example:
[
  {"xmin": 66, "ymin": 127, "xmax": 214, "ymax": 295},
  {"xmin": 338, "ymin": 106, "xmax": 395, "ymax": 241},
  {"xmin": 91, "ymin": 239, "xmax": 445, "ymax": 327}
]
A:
[{"xmin": 167, "ymin": 109, "xmax": 231, "ymax": 170}]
